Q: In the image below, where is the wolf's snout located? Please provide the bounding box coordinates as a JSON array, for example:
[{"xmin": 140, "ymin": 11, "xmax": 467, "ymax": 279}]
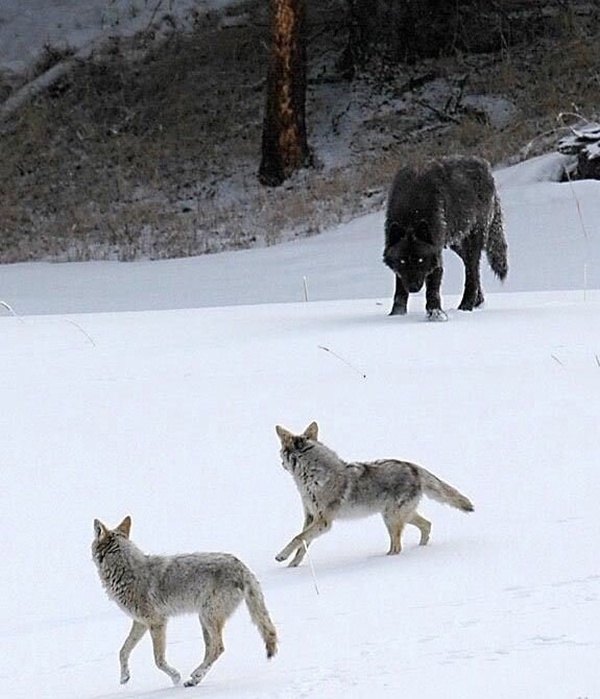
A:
[{"xmin": 405, "ymin": 279, "xmax": 424, "ymax": 293}]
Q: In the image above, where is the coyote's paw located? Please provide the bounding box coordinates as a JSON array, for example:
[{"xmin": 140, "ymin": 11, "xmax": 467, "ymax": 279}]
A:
[
  {"xmin": 275, "ymin": 551, "xmax": 288, "ymax": 562},
  {"xmin": 185, "ymin": 668, "xmax": 208, "ymax": 687},
  {"xmin": 171, "ymin": 671, "xmax": 181, "ymax": 686},
  {"xmin": 120, "ymin": 671, "xmax": 130, "ymax": 685}
]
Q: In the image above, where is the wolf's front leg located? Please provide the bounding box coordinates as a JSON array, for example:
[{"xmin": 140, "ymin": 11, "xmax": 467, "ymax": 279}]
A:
[
  {"xmin": 390, "ymin": 276, "xmax": 409, "ymax": 316},
  {"xmin": 119, "ymin": 620, "xmax": 147, "ymax": 684},
  {"xmin": 276, "ymin": 517, "xmax": 331, "ymax": 567},
  {"xmin": 425, "ymin": 267, "xmax": 447, "ymax": 321}
]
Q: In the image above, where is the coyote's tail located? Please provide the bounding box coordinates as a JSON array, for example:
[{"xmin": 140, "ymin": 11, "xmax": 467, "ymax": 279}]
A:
[
  {"xmin": 243, "ymin": 569, "xmax": 278, "ymax": 659},
  {"xmin": 417, "ymin": 467, "xmax": 474, "ymax": 513},
  {"xmin": 485, "ymin": 194, "xmax": 508, "ymax": 281}
]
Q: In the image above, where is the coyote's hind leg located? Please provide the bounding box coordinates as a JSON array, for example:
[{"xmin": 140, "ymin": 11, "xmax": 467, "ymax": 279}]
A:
[
  {"xmin": 185, "ymin": 614, "xmax": 225, "ymax": 687},
  {"xmin": 409, "ymin": 512, "xmax": 432, "ymax": 546},
  {"xmin": 382, "ymin": 512, "xmax": 406, "ymax": 555}
]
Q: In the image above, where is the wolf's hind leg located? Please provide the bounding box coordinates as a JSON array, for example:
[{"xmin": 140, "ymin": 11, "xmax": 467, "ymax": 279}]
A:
[
  {"xmin": 276, "ymin": 516, "xmax": 332, "ymax": 566},
  {"xmin": 149, "ymin": 621, "xmax": 181, "ymax": 685},
  {"xmin": 382, "ymin": 512, "xmax": 406, "ymax": 555},
  {"xmin": 452, "ymin": 235, "xmax": 484, "ymax": 311},
  {"xmin": 185, "ymin": 615, "xmax": 225, "ymax": 687},
  {"xmin": 119, "ymin": 620, "xmax": 147, "ymax": 684},
  {"xmin": 409, "ymin": 512, "xmax": 432, "ymax": 545}
]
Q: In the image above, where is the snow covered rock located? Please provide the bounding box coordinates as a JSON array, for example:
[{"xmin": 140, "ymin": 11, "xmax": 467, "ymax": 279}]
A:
[{"xmin": 558, "ymin": 122, "xmax": 600, "ymax": 180}]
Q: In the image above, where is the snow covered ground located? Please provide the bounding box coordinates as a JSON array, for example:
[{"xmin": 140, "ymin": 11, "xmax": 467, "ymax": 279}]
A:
[
  {"xmin": 1, "ymin": 153, "xmax": 598, "ymax": 315},
  {"xmin": 0, "ymin": 0, "xmax": 236, "ymax": 75},
  {"xmin": 1, "ymin": 154, "xmax": 600, "ymax": 698}
]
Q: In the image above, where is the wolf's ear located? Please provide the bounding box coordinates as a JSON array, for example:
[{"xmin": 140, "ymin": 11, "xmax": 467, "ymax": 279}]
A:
[
  {"xmin": 275, "ymin": 424, "xmax": 295, "ymax": 447},
  {"xmin": 303, "ymin": 422, "xmax": 318, "ymax": 440},
  {"xmin": 93, "ymin": 519, "xmax": 108, "ymax": 541},
  {"xmin": 115, "ymin": 516, "xmax": 132, "ymax": 538},
  {"xmin": 387, "ymin": 221, "xmax": 405, "ymax": 243}
]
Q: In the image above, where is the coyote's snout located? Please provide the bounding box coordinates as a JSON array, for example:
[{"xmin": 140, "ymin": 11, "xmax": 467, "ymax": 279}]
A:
[
  {"xmin": 92, "ymin": 516, "xmax": 277, "ymax": 687},
  {"xmin": 275, "ymin": 422, "xmax": 473, "ymax": 566}
]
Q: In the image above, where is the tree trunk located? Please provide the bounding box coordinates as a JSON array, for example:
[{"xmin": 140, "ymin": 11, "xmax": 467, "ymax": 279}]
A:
[{"xmin": 258, "ymin": 0, "xmax": 310, "ymax": 187}]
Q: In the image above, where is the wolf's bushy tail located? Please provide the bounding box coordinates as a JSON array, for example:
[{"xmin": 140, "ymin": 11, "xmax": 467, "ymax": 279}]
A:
[
  {"xmin": 417, "ymin": 467, "xmax": 474, "ymax": 513},
  {"xmin": 243, "ymin": 569, "xmax": 278, "ymax": 659},
  {"xmin": 485, "ymin": 194, "xmax": 508, "ymax": 281}
]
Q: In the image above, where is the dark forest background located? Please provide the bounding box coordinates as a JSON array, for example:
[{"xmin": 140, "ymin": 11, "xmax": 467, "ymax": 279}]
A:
[{"xmin": 0, "ymin": 0, "xmax": 597, "ymax": 261}]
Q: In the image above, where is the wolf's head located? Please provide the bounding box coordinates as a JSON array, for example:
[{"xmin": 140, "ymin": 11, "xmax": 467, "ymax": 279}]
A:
[
  {"xmin": 92, "ymin": 516, "xmax": 132, "ymax": 564},
  {"xmin": 383, "ymin": 219, "xmax": 442, "ymax": 293},
  {"xmin": 275, "ymin": 422, "xmax": 318, "ymax": 472}
]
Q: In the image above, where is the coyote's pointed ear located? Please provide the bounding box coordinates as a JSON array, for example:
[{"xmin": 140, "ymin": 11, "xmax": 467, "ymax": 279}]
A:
[
  {"xmin": 115, "ymin": 515, "xmax": 132, "ymax": 538},
  {"xmin": 93, "ymin": 519, "xmax": 108, "ymax": 541},
  {"xmin": 275, "ymin": 425, "xmax": 295, "ymax": 448},
  {"xmin": 303, "ymin": 421, "xmax": 318, "ymax": 440}
]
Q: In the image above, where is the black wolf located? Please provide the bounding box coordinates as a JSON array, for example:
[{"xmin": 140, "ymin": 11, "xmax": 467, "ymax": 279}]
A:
[{"xmin": 383, "ymin": 155, "xmax": 508, "ymax": 320}]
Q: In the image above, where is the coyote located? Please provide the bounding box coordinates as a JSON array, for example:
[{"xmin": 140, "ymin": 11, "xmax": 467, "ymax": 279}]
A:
[
  {"xmin": 275, "ymin": 422, "xmax": 473, "ymax": 566},
  {"xmin": 383, "ymin": 155, "xmax": 508, "ymax": 320},
  {"xmin": 92, "ymin": 516, "xmax": 277, "ymax": 687}
]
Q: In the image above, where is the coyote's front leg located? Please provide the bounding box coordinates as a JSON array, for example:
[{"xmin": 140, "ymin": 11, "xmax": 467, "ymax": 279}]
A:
[
  {"xmin": 276, "ymin": 515, "xmax": 331, "ymax": 567},
  {"xmin": 287, "ymin": 509, "xmax": 314, "ymax": 567},
  {"xmin": 119, "ymin": 620, "xmax": 147, "ymax": 684}
]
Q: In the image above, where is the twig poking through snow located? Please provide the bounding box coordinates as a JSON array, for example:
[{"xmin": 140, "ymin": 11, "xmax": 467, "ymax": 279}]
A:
[
  {"xmin": 64, "ymin": 319, "xmax": 96, "ymax": 346},
  {"xmin": 595, "ymin": 354, "xmax": 600, "ymax": 368},
  {"xmin": 563, "ymin": 171, "xmax": 590, "ymax": 243},
  {"xmin": 551, "ymin": 354, "xmax": 564, "ymax": 366},
  {"xmin": 318, "ymin": 345, "xmax": 366, "ymax": 379},
  {"xmin": 1, "ymin": 301, "xmax": 24, "ymax": 322},
  {"xmin": 303, "ymin": 276, "xmax": 309, "ymax": 302},
  {"xmin": 560, "ymin": 135, "xmax": 591, "ymax": 300},
  {"xmin": 1, "ymin": 300, "xmax": 17, "ymax": 315},
  {"xmin": 302, "ymin": 540, "xmax": 320, "ymax": 596}
]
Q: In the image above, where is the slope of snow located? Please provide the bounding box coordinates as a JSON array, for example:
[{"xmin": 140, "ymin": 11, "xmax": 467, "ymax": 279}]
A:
[
  {"xmin": 1, "ymin": 292, "xmax": 599, "ymax": 699},
  {"xmin": 1, "ymin": 154, "xmax": 599, "ymax": 316},
  {"xmin": 0, "ymin": 0, "xmax": 236, "ymax": 75},
  {"xmin": 1, "ymin": 154, "xmax": 600, "ymax": 698}
]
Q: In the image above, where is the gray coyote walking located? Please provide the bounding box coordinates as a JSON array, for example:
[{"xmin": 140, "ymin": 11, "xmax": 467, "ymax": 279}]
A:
[
  {"xmin": 92, "ymin": 516, "xmax": 277, "ymax": 687},
  {"xmin": 275, "ymin": 422, "xmax": 473, "ymax": 566}
]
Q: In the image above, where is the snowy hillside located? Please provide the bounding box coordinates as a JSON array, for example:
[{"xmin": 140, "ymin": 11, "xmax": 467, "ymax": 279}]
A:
[
  {"xmin": 2, "ymin": 153, "xmax": 600, "ymax": 316},
  {"xmin": 0, "ymin": 0, "xmax": 235, "ymax": 75},
  {"xmin": 1, "ymin": 154, "xmax": 599, "ymax": 698}
]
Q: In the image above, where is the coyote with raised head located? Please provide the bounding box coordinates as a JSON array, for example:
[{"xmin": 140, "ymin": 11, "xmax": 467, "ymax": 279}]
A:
[
  {"xmin": 92, "ymin": 516, "xmax": 277, "ymax": 688},
  {"xmin": 275, "ymin": 422, "xmax": 473, "ymax": 566}
]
